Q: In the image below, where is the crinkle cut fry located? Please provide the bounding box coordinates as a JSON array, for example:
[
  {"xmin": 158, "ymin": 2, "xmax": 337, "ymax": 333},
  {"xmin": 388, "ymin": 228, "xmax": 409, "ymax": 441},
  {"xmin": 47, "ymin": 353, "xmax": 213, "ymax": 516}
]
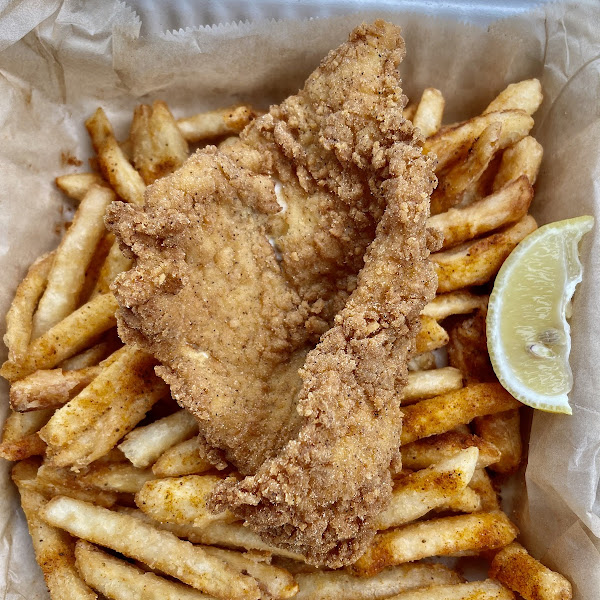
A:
[{"xmin": 211, "ymin": 114, "xmax": 438, "ymax": 567}]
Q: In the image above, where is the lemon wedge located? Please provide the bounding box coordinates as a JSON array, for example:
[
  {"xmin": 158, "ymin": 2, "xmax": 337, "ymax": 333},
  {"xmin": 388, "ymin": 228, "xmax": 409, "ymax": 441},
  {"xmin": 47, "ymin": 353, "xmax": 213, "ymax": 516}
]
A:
[{"xmin": 487, "ymin": 215, "xmax": 594, "ymax": 414}]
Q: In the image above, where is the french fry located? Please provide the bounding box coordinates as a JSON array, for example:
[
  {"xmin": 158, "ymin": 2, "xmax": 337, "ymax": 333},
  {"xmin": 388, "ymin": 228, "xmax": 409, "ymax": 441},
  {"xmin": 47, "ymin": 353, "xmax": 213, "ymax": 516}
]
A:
[
  {"xmin": 437, "ymin": 486, "xmax": 482, "ymax": 514},
  {"xmin": 401, "ymin": 383, "xmax": 521, "ymax": 445},
  {"xmin": 130, "ymin": 100, "xmax": 189, "ymax": 184},
  {"xmin": 351, "ymin": 512, "xmax": 518, "ymax": 576},
  {"xmin": 86, "ymin": 107, "xmax": 146, "ymax": 205},
  {"xmin": 403, "ymin": 103, "xmax": 417, "ymax": 121},
  {"xmin": 75, "ymin": 540, "xmax": 210, "ymax": 600},
  {"xmin": 55, "ymin": 172, "xmax": 107, "ymax": 202},
  {"xmin": 1, "ymin": 293, "xmax": 119, "ymax": 382},
  {"xmin": 152, "ymin": 436, "xmax": 213, "ymax": 477},
  {"xmin": 77, "ymin": 233, "xmax": 115, "ymax": 305},
  {"xmin": 121, "ymin": 506, "xmax": 307, "ymax": 561},
  {"xmin": 432, "ymin": 215, "xmax": 538, "ymax": 293},
  {"xmin": 91, "ymin": 240, "xmax": 132, "ymax": 296},
  {"xmin": 469, "ymin": 468, "xmax": 500, "ymax": 511},
  {"xmin": 484, "ymin": 79, "xmax": 543, "ymax": 116},
  {"xmin": 429, "ymin": 176, "xmax": 533, "ymax": 249},
  {"xmin": 381, "ymin": 579, "xmax": 515, "ymax": 599},
  {"xmin": 294, "ymin": 563, "xmax": 462, "ymax": 600},
  {"xmin": 401, "ymin": 367, "xmax": 463, "ymax": 404},
  {"xmin": 413, "ymin": 88, "xmax": 445, "ymax": 137},
  {"xmin": 407, "ymin": 351, "xmax": 437, "ymax": 371},
  {"xmin": 40, "ymin": 347, "xmax": 168, "ymax": 468},
  {"xmin": 203, "ymin": 546, "xmax": 298, "ymax": 599},
  {"xmin": 474, "ymin": 409, "xmax": 522, "ymax": 474},
  {"xmin": 489, "ymin": 542, "xmax": 572, "ymax": 600},
  {"xmin": 59, "ymin": 335, "xmax": 121, "ymax": 370},
  {"xmin": 13, "ymin": 459, "xmax": 120, "ymax": 508},
  {"xmin": 493, "ymin": 135, "xmax": 544, "ymax": 190},
  {"xmin": 136, "ymin": 474, "xmax": 229, "ymax": 527},
  {"xmin": 423, "ymin": 110, "xmax": 534, "ymax": 172},
  {"xmin": 430, "ymin": 122, "xmax": 501, "ymax": 214},
  {"xmin": 10, "ymin": 366, "xmax": 101, "ymax": 412},
  {"xmin": 176, "ymin": 104, "xmax": 259, "ymax": 143},
  {"xmin": 77, "ymin": 462, "xmax": 157, "ymax": 494},
  {"xmin": 415, "ymin": 315, "xmax": 449, "ymax": 353},
  {"xmin": 0, "ymin": 409, "xmax": 51, "ymax": 460},
  {"xmin": 31, "ymin": 185, "xmax": 115, "ymax": 338},
  {"xmin": 422, "ymin": 291, "xmax": 488, "ymax": 321},
  {"xmin": 400, "ymin": 430, "xmax": 501, "ymax": 471},
  {"xmin": 40, "ymin": 496, "xmax": 261, "ymax": 600},
  {"xmin": 447, "ymin": 310, "xmax": 495, "ymax": 383},
  {"xmin": 14, "ymin": 487, "xmax": 97, "ymax": 600},
  {"xmin": 3, "ymin": 252, "xmax": 53, "ymax": 365},
  {"xmin": 375, "ymin": 448, "xmax": 478, "ymax": 530},
  {"xmin": 119, "ymin": 409, "xmax": 199, "ymax": 468}
]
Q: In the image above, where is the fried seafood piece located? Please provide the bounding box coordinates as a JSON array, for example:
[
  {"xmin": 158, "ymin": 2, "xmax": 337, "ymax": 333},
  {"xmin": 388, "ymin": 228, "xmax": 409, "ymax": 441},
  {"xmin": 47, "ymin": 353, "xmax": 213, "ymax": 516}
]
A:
[
  {"xmin": 107, "ymin": 148, "xmax": 310, "ymax": 473},
  {"xmin": 109, "ymin": 20, "xmax": 437, "ymax": 565}
]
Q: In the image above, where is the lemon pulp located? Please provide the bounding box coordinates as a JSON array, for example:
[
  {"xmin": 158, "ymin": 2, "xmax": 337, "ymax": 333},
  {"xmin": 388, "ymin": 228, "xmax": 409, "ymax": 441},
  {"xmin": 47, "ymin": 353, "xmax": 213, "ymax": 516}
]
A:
[{"xmin": 487, "ymin": 215, "xmax": 594, "ymax": 414}]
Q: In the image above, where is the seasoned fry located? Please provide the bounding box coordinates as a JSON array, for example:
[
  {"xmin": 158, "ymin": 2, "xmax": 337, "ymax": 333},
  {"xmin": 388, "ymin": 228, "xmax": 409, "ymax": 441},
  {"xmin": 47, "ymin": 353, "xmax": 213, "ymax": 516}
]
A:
[
  {"xmin": 469, "ymin": 468, "xmax": 500, "ymax": 511},
  {"xmin": 136, "ymin": 474, "xmax": 229, "ymax": 527},
  {"xmin": 0, "ymin": 409, "xmax": 51, "ymax": 460},
  {"xmin": 203, "ymin": 546, "xmax": 298, "ymax": 599},
  {"xmin": 1, "ymin": 293, "xmax": 119, "ymax": 382},
  {"xmin": 493, "ymin": 136, "xmax": 544, "ymax": 190},
  {"xmin": 131, "ymin": 100, "xmax": 189, "ymax": 184},
  {"xmin": 413, "ymin": 88, "xmax": 445, "ymax": 137},
  {"xmin": 415, "ymin": 315, "xmax": 449, "ymax": 353},
  {"xmin": 152, "ymin": 436, "xmax": 213, "ymax": 477},
  {"xmin": 429, "ymin": 176, "xmax": 533, "ymax": 249},
  {"xmin": 32, "ymin": 185, "xmax": 115, "ymax": 338},
  {"xmin": 40, "ymin": 347, "xmax": 167, "ymax": 468},
  {"xmin": 447, "ymin": 310, "xmax": 496, "ymax": 383},
  {"xmin": 382, "ymin": 579, "xmax": 515, "ymax": 599},
  {"xmin": 10, "ymin": 366, "xmax": 101, "ymax": 412},
  {"xmin": 407, "ymin": 351, "xmax": 437, "ymax": 371},
  {"xmin": 474, "ymin": 409, "xmax": 522, "ymax": 474},
  {"xmin": 55, "ymin": 172, "xmax": 107, "ymax": 202},
  {"xmin": 432, "ymin": 215, "xmax": 538, "ymax": 293},
  {"xmin": 176, "ymin": 104, "xmax": 259, "ymax": 142},
  {"xmin": 119, "ymin": 409, "xmax": 199, "ymax": 468},
  {"xmin": 437, "ymin": 486, "xmax": 482, "ymax": 514},
  {"xmin": 122, "ymin": 507, "xmax": 306, "ymax": 561},
  {"xmin": 40, "ymin": 496, "xmax": 261, "ymax": 600},
  {"xmin": 402, "ymin": 103, "xmax": 417, "ymax": 121},
  {"xmin": 422, "ymin": 291, "xmax": 488, "ymax": 321},
  {"xmin": 75, "ymin": 540, "xmax": 209, "ymax": 600},
  {"xmin": 401, "ymin": 431, "xmax": 501, "ymax": 472},
  {"xmin": 489, "ymin": 542, "xmax": 572, "ymax": 600},
  {"xmin": 430, "ymin": 122, "xmax": 501, "ymax": 214},
  {"xmin": 294, "ymin": 563, "xmax": 462, "ymax": 600},
  {"xmin": 77, "ymin": 462, "xmax": 156, "ymax": 494},
  {"xmin": 351, "ymin": 512, "xmax": 518, "ymax": 576},
  {"xmin": 401, "ymin": 367, "xmax": 463, "ymax": 404},
  {"xmin": 78, "ymin": 233, "xmax": 115, "ymax": 305},
  {"xmin": 14, "ymin": 487, "xmax": 97, "ymax": 600},
  {"xmin": 375, "ymin": 448, "xmax": 478, "ymax": 530},
  {"xmin": 14, "ymin": 460, "xmax": 120, "ymax": 508},
  {"xmin": 59, "ymin": 336, "xmax": 121, "ymax": 370},
  {"xmin": 401, "ymin": 383, "xmax": 521, "ymax": 445},
  {"xmin": 3, "ymin": 252, "xmax": 53, "ymax": 365},
  {"xmin": 91, "ymin": 240, "xmax": 133, "ymax": 296},
  {"xmin": 424, "ymin": 110, "xmax": 534, "ymax": 172},
  {"xmin": 484, "ymin": 79, "xmax": 543, "ymax": 116},
  {"xmin": 86, "ymin": 108, "xmax": 146, "ymax": 205}
]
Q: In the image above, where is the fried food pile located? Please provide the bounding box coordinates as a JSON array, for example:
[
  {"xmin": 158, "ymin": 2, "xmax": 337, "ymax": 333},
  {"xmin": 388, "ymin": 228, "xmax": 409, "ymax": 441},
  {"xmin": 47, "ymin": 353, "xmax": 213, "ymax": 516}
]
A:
[{"xmin": 107, "ymin": 20, "xmax": 438, "ymax": 565}]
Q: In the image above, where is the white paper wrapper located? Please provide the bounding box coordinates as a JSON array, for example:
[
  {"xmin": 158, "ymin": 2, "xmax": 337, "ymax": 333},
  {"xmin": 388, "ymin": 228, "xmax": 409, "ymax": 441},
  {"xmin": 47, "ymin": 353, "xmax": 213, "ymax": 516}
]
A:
[{"xmin": 0, "ymin": 1, "xmax": 598, "ymax": 598}]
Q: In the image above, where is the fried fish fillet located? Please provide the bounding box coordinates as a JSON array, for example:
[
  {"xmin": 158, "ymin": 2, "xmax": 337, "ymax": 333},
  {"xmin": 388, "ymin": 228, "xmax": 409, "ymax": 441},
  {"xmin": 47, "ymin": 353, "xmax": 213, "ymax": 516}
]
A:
[{"xmin": 108, "ymin": 20, "xmax": 438, "ymax": 565}]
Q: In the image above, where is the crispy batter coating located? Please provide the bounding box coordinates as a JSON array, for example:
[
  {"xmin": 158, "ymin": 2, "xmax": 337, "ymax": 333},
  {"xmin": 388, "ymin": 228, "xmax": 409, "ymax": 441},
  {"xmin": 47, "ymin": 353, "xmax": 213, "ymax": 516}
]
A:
[{"xmin": 108, "ymin": 20, "xmax": 438, "ymax": 566}]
